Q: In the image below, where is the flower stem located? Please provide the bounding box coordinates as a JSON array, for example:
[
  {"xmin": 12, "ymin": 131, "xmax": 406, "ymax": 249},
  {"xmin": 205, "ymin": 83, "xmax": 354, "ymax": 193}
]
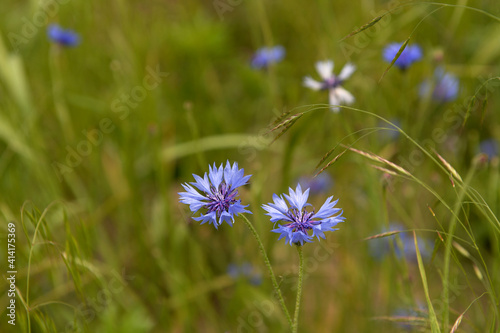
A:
[
  {"xmin": 240, "ymin": 214, "xmax": 293, "ymax": 328},
  {"xmin": 292, "ymin": 245, "xmax": 304, "ymax": 333}
]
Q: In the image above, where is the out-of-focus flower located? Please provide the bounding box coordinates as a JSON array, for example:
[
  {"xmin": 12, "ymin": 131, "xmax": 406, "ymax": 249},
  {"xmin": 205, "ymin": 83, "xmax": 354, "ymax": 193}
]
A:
[
  {"xmin": 298, "ymin": 173, "xmax": 333, "ymax": 194},
  {"xmin": 392, "ymin": 305, "xmax": 427, "ymax": 331},
  {"xmin": 251, "ymin": 46, "xmax": 285, "ymax": 69},
  {"xmin": 478, "ymin": 139, "xmax": 498, "ymax": 160},
  {"xmin": 368, "ymin": 223, "xmax": 433, "ymax": 262},
  {"xmin": 227, "ymin": 262, "xmax": 262, "ymax": 285},
  {"xmin": 419, "ymin": 67, "xmax": 459, "ymax": 102},
  {"xmin": 303, "ymin": 60, "xmax": 356, "ymax": 113},
  {"xmin": 262, "ymin": 184, "xmax": 344, "ymax": 246},
  {"xmin": 47, "ymin": 24, "xmax": 80, "ymax": 47},
  {"xmin": 383, "ymin": 42, "xmax": 423, "ymax": 70},
  {"xmin": 179, "ymin": 161, "xmax": 251, "ymax": 229},
  {"xmin": 378, "ymin": 119, "xmax": 401, "ymax": 141}
]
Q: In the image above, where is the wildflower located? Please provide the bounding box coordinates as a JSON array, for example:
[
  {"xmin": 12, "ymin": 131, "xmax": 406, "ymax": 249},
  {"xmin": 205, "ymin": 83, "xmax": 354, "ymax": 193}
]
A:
[
  {"xmin": 262, "ymin": 184, "xmax": 344, "ymax": 246},
  {"xmin": 298, "ymin": 173, "xmax": 333, "ymax": 194},
  {"xmin": 419, "ymin": 67, "xmax": 459, "ymax": 102},
  {"xmin": 392, "ymin": 305, "xmax": 427, "ymax": 331},
  {"xmin": 378, "ymin": 118, "xmax": 401, "ymax": 142},
  {"xmin": 303, "ymin": 60, "xmax": 356, "ymax": 112},
  {"xmin": 47, "ymin": 24, "xmax": 80, "ymax": 47},
  {"xmin": 368, "ymin": 223, "xmax": 433, "ymax": 262},
  {"xmin": 383, "ymin": 42, "xmax": 423, "ymax": 70},
  {"xmin": 251, "ymin": 46, "xmax": 285, "ymax": 69},
  {"xmin": 227, "ymin": 262, "xmax": 262, "ymax": 285},
  {"xmin": 179, "ymin": 161, "xmax": 251, "ymax": 229},
  {"xmin": 479, "ymin": 139, "xmax": 498, "ymax": 160}
]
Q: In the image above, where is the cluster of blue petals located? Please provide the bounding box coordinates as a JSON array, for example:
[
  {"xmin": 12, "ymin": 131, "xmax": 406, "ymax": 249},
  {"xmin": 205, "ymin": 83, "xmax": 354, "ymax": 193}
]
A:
[
  {"xmin": 227, "ymin": 262, "xmax": 262, "ymax": 286},
  {"xmin": 262, "ymin": 184, "xmax": 344, "ymax": 246},
  {"xmin": 368, "ymin": 223, "xmax": 433, "ymax": 262},
  {"xmin": 47, "ymin": 24, "xmax": 80, "ymax": 47},
  {"xmin": 479, "ymin": 139, "xmax": 498, "ymax": 160},
  {"xmin": 179, "ymin": 161, "xmax": 251, "ymax": 229},
  {"xmin": 251, "ymin": 45, "xmax": 285, "ymax": 69},
  {"xmin": 298, "ymin": 173, "xmax": 333, "ymax": 194},
  {"xmin": 383, "ymin": 42, "xmax": 423, "ymax": 70},
  {"xmin": 419, "ymin": 67, "xmax": 459, "ymax": 102}
]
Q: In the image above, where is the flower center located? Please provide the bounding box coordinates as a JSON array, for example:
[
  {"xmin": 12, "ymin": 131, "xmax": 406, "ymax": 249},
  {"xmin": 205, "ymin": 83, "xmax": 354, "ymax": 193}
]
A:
[
  {"xmin": 321, "ymin": 76, "xmax": 341, "ymax": 90},
  {"xmin": 286, "ymin": 208, "xmax": 318, "ymax": 233},
  {"xmin": 206, "ymin": 182, "xmax": 238, "ymax": 217}
]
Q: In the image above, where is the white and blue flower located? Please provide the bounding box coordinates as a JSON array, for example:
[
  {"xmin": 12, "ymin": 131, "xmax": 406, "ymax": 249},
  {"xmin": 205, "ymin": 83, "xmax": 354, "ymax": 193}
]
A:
[{"xmin": 303, "ymin": 60, "xmax": 356, "ymax": 113}]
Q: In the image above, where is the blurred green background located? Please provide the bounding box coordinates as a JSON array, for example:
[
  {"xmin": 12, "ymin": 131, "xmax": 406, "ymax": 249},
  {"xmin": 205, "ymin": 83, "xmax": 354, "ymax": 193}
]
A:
[{"xmin": 0, "ymin": 0, "xmax": 499, "ymax": 332}]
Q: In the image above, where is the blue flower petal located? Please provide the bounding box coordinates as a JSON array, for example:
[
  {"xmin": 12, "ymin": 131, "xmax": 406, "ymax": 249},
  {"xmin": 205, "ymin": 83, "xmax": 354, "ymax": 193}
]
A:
[{"xmin": 284, "ymin": 184, "xmax": 311, "ymax": 211}]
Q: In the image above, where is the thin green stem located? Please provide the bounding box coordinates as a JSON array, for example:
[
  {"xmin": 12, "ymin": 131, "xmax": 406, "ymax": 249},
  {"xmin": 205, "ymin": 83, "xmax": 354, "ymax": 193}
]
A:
[
  {"xmin": 442, "ymin": 164, "xmax": 477, "ymax": 331},
  {"xmin": 239, "ymin": 214, "xmax": 293, "ymax": 328},
  {"xmin": 49, "ymin": 45, "xmax": 74, "ymax": 141},
  {"xmin": 292, "ymin": 245, "xmax": 304, "ymax": 333}
]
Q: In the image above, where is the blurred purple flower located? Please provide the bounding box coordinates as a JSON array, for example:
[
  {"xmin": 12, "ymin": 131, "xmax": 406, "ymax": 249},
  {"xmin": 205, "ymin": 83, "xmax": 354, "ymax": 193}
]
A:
[
  {"xmin": 383, "ymin": 42, "xmax": 423, "ymax": 70},
  {"xmin": 227, "ymin": 262, "xmax": 262, "ymax": 285},
  {"xmin": 251, "ymin": 46, "xmax": 285, "ymax": 69},
  {"xmin": 479, "ymin": 139, "xmax": 498, "ymax": 160},
  {"xmin": 47, "ymin": 24, "xmax": 80, "ymax": 47},
  {"xmin": 392, "ymin": 305, "xmax": 427, "ymax": 331},
  {"xmin": 369, "ymin": 223, "xmax": 433, "ymax": 262},
  {"xmin": 420, "ymin": 67, "xmax": 459, "ymax": 102},
  {"xmin": 298, "ymin": 173, "xmax": 333, "ymax": 194},
  {"xmin": 378, "ymin": 119, "xmax": 401, "ymax": 141}
]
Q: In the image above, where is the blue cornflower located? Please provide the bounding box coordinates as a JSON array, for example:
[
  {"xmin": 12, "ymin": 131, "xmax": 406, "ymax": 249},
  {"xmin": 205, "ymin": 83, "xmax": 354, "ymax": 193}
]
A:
[
  {"xmin": 392, "ymin": 305, "xmax": 427, "ymax": 331},
  {"xmin": 298, "ymin": 173, "xmax": 333, "ymax": 194},
  {"xmin": 179, "ymin": 161, "xmax": 251, "ymax": 229},
  {"xmin": 227, "ymin": 262, "xmax": 262, "ymax": 286},
  {"xmin": 368, "ymin": 224, "xmax": 433, "ymax": 262},
  {"xmin": 378, "ymin": 118, "xmax": 401, "ymax": 141},
  {"xmin": 262, "ymin": 184, "xmax": 345, "ymax": 246},
  {"xmin": 303, "ymin": 60, "xmax": 356, "ymax": 113},
  {"xmin": 251, "ymin": 46, "xmax": 285, "ymax": 69},
  {"xmin": 47, "ymin": 24, "xmax": 80, "ymax": 47},
  {"xmin": 383, "ymin": 42, "xmax": 422, "ymax": 70},
  {"xmin": 479, "ymin": 139, "xmax": 498, "ymax": 160},
  {"xmin": 420, "ymin": 67, "xmax": 459, "ymax": 102}
]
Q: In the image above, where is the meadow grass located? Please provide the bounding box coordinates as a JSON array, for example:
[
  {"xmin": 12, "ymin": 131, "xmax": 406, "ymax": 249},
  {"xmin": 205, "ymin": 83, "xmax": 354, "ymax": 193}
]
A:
[{"xmin": 0, "ymin": 0, "xmax": 500, "ymax": 332}]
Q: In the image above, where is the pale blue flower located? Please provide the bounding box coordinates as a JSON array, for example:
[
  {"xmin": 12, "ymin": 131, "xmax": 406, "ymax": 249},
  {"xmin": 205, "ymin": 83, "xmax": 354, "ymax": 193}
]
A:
[
  {"xmin": 251, "ymin": 46, "xmax": 285, "ymax": 69},
  {"xmin": 179, "ymin": 161, "xmax": 251, "ymax": 228},
  {"xmin": 378, "ymin": 119, "xmax": 401, "ymax": 141},
  {"xmin": 392, "ymin": 305, "xmax": 427, "ymax": 331},
  {"xmin": 479, "ymin": 139, "xmax": 498, "ymax": 160},
  {"xmin": 369, "ymin": 223, "xmax": 433, "ymax": 262},
  {"xmin": 262, "ymin": 184, "xmax": 344, "ymax": 245},
  {"xmin": 383, "ymin": 42, "xmax": 422, "ymax": 70},
  {"xmin": 227, "ymin": 262, "xmax": 262, "ymax": 285},
  {"xmin": 298, "ymin": 173, "xmax": 333, "ymax": 194},
  {"xmin": 420, "ymin": 67, "xmax": 459, "ymax": 102}
]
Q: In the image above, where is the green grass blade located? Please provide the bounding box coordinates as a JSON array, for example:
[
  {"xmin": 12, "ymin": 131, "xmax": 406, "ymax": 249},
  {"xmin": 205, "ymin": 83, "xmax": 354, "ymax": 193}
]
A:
[{"xmin": 414, "ymin": 231, "xmax": 441, "ymax": 333}]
